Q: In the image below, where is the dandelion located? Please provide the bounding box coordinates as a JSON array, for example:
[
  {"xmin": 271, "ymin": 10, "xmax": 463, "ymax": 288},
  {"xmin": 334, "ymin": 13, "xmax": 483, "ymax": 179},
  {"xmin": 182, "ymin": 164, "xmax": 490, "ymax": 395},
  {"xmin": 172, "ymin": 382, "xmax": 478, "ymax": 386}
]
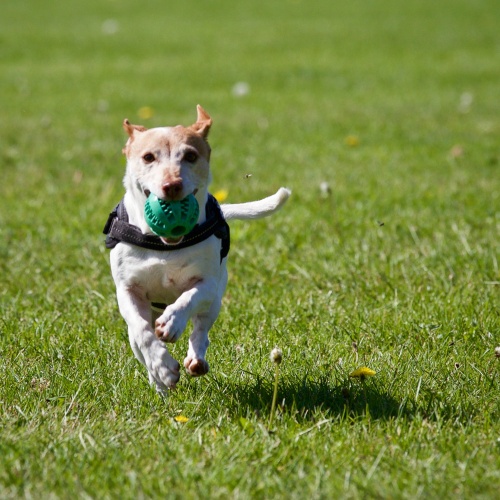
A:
[
  {"xmin": 138, "ymin": 106, "xmax": 154, "ymax": 120},
  {"xmin": 232, "ymin": 82, "xmax": 250, "ymax": 97},
  {"xmin": 270, "ymin": 347, "xmax": 283, "ymax": 364},
  {"xmin": 350, "ymin": 366, "xmax": 376, "ymax": 414},
  {"xmin": 345, "ymin": 135, "xmax": 360, "ymax": 147},
  {"xmin": 101, "ymin": 19, "xmax": 119, "ymax": 35},
  {"xmin": 174, "ymin": 415, "xmax": 189, "ymax": 423},
  {"xmin": 349, "ymin": 366, "xmax": 376, "ymax": 380},
  {"xmin": 319, "ymin": 181, "xmax": 331, "ymax": 198},
  {"xmin": 213, "ymin": 189, "xmax": 229, "ymax": 203},
  {"xmin": 269, "ymin": 347, "xmax": 283, "ymax": 428}
]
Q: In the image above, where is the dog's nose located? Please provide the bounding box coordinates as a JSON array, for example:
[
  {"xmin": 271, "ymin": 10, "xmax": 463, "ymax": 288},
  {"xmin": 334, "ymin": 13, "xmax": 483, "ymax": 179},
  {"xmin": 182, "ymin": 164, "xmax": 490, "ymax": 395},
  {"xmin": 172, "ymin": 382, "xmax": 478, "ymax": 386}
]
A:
[{"xmin": 162, "ymin": 180, "xmax": 183, "ymax": 199}]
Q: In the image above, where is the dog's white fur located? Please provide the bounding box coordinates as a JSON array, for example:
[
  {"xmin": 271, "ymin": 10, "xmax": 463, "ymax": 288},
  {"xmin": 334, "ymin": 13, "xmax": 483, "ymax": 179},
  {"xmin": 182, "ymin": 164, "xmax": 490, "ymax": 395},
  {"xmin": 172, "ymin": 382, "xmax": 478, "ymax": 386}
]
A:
[{"xmin": 109, "ymin": 106, "xmax": 290, "ymax": 393}]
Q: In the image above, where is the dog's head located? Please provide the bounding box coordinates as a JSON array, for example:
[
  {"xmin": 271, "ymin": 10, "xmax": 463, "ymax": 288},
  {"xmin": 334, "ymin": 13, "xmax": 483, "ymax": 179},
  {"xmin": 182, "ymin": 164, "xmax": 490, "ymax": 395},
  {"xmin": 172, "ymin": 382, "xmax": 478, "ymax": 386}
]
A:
[{"xmin": 122, "ymin": 105, "xmax": 212, "ymax": 202}]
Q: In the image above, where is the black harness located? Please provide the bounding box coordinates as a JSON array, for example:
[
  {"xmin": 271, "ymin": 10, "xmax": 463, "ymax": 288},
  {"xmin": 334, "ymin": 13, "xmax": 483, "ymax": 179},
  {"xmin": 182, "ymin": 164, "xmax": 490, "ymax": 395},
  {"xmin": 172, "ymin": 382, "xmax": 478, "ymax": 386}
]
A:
[{"xmin": 103, "ymin": 194, "xmax": 230, "ymax": 262}]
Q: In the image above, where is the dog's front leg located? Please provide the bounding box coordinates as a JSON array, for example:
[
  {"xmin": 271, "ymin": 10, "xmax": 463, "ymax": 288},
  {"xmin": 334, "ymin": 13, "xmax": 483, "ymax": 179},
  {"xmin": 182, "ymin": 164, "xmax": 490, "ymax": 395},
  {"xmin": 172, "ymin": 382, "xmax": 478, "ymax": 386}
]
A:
[
  {"xmin": 154, "ymin": 279, "xmax": 217, "ymax": 344},
  {"xmin": 116, "ymin": 286, "xmax": 180, "ymax": 393}
]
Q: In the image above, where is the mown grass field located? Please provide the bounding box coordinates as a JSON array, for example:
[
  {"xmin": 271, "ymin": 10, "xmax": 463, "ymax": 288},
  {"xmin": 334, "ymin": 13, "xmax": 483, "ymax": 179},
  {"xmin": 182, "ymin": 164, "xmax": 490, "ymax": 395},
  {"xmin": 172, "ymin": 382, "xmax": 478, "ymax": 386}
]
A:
[{"xmin": 1, "ymin": 0, "xmax": 499, "ymax": 498}]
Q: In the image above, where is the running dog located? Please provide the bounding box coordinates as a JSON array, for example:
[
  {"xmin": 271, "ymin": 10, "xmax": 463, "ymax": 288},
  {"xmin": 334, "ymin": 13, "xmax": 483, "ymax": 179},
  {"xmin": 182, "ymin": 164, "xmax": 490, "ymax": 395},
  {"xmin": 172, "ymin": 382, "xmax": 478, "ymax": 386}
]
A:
[{"xmin": 104, "ymin": 105, "xmax": 290, "ymax": 393}]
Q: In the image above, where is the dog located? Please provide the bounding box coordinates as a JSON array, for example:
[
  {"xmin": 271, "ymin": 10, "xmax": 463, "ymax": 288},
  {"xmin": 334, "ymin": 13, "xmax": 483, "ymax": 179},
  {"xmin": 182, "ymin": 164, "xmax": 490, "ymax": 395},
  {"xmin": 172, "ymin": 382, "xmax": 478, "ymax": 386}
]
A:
[{"xmin": 104, "ymin": 105, "xmax": 290, "ymax": 393}]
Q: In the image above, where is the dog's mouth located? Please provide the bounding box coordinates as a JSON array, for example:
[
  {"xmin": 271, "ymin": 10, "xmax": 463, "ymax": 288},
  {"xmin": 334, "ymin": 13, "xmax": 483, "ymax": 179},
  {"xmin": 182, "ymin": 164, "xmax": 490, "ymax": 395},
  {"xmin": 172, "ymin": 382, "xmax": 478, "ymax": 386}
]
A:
[
  {"xmin": 161, "ymin": 236, "xmax": 183, "ymax": 245},
  {"xmin": 143, "ymin": 188, "xmax": 198, "ymax": 199}
]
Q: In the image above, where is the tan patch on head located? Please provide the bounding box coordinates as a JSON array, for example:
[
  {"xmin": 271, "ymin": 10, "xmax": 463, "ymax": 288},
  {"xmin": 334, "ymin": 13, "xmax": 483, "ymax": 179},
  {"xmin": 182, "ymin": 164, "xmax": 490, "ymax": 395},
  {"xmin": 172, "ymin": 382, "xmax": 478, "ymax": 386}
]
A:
[
  {"xmin": 121, "ymin": 106, "xmax": 212, "ymax": 160},
  {"xmin": 122, "ymin": 128, "xmax": 168, "ymax": 160},
  {"xmin": 171, "ymin": 126, "xmax": 211, "ymax": 160}
]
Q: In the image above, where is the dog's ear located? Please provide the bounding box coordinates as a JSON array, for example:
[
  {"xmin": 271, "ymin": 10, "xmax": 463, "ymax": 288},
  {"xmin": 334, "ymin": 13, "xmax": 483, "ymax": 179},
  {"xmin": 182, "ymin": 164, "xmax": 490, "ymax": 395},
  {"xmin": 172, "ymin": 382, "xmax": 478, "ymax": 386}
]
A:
[
  {"xmin": 122, "ymin": 119, "xmax": 148, "ymax": 155},
  {"xmin": 190, "ymin": 105, "xmax": 212, "ymax": 139},
  {"xmin": 123, "ymin": 119, "xmax": 147, "ymax": 137}
]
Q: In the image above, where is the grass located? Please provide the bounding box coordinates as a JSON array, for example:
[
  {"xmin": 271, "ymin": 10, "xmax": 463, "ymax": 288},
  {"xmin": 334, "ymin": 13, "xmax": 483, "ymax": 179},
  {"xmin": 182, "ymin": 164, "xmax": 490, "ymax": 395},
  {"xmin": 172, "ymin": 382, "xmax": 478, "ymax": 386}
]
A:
[{"xmin": 1, "ymin": 0, "xmax": 499, "ymax": 497}]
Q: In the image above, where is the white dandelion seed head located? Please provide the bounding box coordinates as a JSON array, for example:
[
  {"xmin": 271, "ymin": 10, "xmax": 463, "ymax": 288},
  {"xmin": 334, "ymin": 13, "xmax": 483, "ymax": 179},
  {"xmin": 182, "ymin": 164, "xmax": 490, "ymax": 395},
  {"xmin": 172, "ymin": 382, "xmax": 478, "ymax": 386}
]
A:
[
  {"xmin": 270, "ymin": 347, "xmax": 283, "ymax": 364},
  {"xmin": 101, "ymin": 19, "xmax": 119, "ymax": 35},
  {"xmin": 320, "ymin": 181, "xmax": 331, "ymax": 198},
  {"xmin": 232, "ymin": 82, "xmax": 250, "ymax": 97}
]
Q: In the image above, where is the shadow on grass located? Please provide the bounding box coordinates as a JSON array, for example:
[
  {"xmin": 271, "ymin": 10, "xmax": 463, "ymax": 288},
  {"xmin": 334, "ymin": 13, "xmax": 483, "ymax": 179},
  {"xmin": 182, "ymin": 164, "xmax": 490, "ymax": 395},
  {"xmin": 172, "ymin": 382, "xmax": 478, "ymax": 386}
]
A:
[{"xmin": 220, "ymin": 374, "xmax": 405, "ymax": 422}]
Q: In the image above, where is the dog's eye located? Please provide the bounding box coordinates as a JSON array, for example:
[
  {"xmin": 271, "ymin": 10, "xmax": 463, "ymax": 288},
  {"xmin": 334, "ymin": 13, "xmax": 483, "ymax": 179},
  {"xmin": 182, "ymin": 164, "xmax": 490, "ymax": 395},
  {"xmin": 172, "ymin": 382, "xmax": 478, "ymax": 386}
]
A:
[
  {"xmin": 183, "ymin": 151, "xmax": 198, "ymax": 163},
  {"xmin": 143, "ymin": 153, "xmax": 155, "ymax": 164}
]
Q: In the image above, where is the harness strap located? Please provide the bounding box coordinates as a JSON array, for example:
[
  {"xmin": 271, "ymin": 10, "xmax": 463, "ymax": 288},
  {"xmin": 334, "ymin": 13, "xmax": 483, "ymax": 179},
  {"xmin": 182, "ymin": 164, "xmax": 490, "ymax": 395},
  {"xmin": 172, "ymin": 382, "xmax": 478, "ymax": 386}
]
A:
[{"xmin": 103, "ymin": 194, "xmax": 230, "ymax": 261}]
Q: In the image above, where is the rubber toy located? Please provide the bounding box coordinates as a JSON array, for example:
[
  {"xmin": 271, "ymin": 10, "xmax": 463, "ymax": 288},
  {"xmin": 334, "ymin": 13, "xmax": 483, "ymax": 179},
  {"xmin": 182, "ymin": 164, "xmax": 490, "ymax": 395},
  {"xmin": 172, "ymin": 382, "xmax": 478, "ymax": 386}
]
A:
[{"xmin": 144, "ymin": 193, "xmax": 199, "ymax": 238}]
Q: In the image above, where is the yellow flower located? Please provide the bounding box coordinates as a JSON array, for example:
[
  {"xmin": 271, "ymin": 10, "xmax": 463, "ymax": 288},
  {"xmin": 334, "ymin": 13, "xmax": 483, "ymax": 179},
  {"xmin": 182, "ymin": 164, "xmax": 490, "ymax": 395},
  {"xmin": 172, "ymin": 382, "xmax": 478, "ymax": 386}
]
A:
[
  {"xmin": 213, "ymin": 189, "xmax": 229, "ymax": 203},
  {"xmin": 345, "ymin": 135, "xmax": 360, "ymax": 147},
  {"xmin": 174, "ymin": 415, "xmax": 189, "ymax": 423},
  {"xmin": 349, "ymin": 367, "xmax": 376, "ymax": 379},
  {"xmin": 138, "ymin": 106, "xmax": 154, "ymax": 120}
]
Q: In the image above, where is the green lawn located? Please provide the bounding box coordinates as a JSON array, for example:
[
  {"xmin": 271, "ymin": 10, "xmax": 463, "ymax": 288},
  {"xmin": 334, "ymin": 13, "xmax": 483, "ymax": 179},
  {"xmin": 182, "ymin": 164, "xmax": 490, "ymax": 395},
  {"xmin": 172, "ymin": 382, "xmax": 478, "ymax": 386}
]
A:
[{"xmin": 1, "ymin": 0, "xmax": 499, "ymax": 498}]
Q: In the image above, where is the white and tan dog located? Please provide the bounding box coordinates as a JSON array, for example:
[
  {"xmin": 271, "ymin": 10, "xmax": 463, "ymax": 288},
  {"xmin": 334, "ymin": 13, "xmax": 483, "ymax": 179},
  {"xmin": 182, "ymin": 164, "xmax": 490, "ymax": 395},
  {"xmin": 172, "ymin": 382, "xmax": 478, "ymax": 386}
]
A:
[{"xmin": 105, "ymin": 106, "xmax": 290, "ymax": 393}]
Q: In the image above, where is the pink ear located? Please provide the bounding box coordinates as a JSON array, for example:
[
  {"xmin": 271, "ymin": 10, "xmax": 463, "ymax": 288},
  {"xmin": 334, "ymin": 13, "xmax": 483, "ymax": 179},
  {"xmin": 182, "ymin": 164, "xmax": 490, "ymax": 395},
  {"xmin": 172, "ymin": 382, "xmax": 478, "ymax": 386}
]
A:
[
  {"xmin": 191, "ymin": 105, "xmax": 212, "ymax": 138},
  {"xmin": 123, "ymin": 119, "xmax": 147, "ymax": 138}
]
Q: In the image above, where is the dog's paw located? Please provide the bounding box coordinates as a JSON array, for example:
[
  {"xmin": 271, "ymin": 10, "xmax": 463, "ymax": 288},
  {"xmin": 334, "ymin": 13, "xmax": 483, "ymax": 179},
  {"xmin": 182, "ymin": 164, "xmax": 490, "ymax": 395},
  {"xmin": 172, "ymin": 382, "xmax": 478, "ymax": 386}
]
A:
[
  {"xmin": 184, "ymin": 356, "xmax": 210, "ymax": 377},
  {"xmin": 148, "ymin": 372, "xmax": 176, "ymax": 396},
  {"xmin": 155, "ymin": 307, "xmax": 188, "ymax": 343},
  {"xmin": 147, "ymin": 344, "xmax": 181, "ymax": 391}
]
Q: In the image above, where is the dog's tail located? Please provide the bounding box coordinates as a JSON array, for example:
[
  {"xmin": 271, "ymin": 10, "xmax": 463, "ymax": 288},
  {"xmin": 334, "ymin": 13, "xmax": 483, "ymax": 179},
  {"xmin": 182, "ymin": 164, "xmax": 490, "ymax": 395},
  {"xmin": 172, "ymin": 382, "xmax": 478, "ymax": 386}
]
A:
[{"xmin": 221, "ymin": 187, "xmax": 291, "ymax": 220}]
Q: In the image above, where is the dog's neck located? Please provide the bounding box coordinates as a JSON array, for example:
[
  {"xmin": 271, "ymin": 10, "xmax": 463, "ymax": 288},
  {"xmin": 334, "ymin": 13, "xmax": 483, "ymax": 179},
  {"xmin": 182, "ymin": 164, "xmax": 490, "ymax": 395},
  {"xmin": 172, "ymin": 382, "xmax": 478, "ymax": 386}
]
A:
[{"xmin": 123, "ymin": 185, "xmax": 209, "ymax": 235}]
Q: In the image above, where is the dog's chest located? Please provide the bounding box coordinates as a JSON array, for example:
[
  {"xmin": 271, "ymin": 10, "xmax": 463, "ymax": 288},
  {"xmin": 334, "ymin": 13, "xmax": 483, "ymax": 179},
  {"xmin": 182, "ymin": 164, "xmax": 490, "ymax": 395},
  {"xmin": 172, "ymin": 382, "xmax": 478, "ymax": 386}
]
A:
[{"xmin": 111, "ymin": 239, "xmax": 222, "ymax": 302}]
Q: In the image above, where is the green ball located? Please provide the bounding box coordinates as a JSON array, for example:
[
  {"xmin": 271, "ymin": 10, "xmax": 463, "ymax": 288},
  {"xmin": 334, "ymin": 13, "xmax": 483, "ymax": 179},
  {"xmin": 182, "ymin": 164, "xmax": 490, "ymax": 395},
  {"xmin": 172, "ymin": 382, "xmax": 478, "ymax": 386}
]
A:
[{"xmin": 144, "ymin": 193, "xmax": 199, "ymax": 238}]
